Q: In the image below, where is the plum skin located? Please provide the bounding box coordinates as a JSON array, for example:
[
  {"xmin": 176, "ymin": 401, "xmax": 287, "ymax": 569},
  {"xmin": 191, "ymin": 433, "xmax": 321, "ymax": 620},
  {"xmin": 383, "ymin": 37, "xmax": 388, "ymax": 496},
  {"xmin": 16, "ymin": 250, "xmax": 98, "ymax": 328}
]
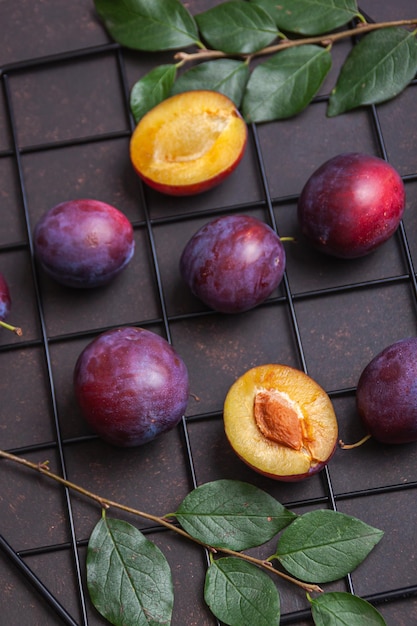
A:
[
  {"xmin": 34, "ymin": 199, "xmax": 135, "ymax": 287},
  {"xmin": 0, "ymin": 273, "xmax": 11, "ymax": 322},
  {"xmin": 73, "ymin": 327, "xmax": 189, "ymax": 447},
  {"xmin": 356, "ymin": 337, "xmax": 417, "ymax": 444},
  {"xmin": 231, "ymin": 447, "xmax": 337, "ymax": 482},
  {"xmin": 180, "ymin": 215, "xmax": 286, "ymax": 314},
  {"xmin": 297, "ymin": 152, "xmax": 405, "ymax": 258}
]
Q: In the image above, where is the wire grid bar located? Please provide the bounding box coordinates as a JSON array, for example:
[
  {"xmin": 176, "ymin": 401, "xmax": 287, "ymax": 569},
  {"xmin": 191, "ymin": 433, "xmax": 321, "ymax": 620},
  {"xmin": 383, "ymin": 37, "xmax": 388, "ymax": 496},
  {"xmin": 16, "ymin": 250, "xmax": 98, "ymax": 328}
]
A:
[{"xmin": 1, "ymin": 12, "xmax": 417, "ymax": 626}]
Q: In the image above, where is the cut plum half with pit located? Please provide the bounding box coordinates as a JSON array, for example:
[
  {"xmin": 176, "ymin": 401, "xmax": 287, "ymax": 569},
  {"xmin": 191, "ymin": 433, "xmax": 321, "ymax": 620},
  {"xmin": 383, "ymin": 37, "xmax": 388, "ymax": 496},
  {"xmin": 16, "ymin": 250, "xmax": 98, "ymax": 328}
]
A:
[{"xmin": 223, "ymin": 364, "xmax": 338, "ymax": 481}]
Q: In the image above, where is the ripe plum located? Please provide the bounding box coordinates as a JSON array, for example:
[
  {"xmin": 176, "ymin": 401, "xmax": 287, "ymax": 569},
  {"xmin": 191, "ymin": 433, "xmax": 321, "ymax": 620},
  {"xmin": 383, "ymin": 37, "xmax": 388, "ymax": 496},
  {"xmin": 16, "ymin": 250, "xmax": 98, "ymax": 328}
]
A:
[
  {"xmin": 356, "ymin": 337, "xmax": 417, "ymax": 444},
  {"xmin": 297, "ymin": 152, "xmax": 405, "ymax": 258},
  {"xmin": 0, "ymin": 272, "xmax": 11, "ymax": 324},
  {"xmin": 74, "ymin": 327, "xmax": 189, "ymax": 447},
  {"xmin": 34, "ymin": 199, "xmax": 135, "ymax": 287},
  {"xmin": 180, "ymin": 214, "xmax": 286, "ymax": 314},
  {"xmin": 0, "ymin": 272, "xmax": 22, "ymax": 336}
]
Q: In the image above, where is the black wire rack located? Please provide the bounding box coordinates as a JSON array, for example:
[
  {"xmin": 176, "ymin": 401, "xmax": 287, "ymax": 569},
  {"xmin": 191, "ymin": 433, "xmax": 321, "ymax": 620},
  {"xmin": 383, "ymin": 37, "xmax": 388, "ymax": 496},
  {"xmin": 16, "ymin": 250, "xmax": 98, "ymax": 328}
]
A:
[{"xmin": 1, "ymin": 2, "xmax": 417, "ymax": 625}]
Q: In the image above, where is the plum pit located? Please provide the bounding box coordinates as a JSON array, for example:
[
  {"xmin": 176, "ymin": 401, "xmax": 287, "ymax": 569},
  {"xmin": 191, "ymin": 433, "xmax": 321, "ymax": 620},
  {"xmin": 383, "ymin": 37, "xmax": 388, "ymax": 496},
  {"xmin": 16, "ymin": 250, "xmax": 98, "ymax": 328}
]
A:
[{"xmin": 254, "ymin": 389, "xmax": 304, "ymax": 451}]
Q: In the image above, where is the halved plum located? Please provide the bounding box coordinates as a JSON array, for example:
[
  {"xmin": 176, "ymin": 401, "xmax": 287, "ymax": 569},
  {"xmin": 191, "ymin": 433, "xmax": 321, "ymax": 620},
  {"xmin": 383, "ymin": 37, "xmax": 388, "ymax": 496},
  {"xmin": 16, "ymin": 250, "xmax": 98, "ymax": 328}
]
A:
[
  {"xmin": 223, "ymin": 364, "xmax": 338, "ymax": 481},
  {"xmin": 129, "ymin": 90, "xmax": 247, "ymax": 196}
]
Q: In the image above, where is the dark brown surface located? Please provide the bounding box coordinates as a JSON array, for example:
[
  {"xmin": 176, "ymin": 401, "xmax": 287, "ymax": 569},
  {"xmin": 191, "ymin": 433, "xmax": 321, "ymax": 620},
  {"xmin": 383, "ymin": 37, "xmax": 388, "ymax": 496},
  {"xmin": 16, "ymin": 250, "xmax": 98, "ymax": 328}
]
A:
[{"xmin": 1, "ymin": 1, "xmax": 417, "ymax": 625}]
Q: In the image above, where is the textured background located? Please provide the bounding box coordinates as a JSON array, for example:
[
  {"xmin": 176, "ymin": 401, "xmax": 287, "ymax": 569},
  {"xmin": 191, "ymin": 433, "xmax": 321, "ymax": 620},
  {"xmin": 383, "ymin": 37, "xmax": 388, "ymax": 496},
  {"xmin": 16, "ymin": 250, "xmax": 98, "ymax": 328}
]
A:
[{"xmin": 1, "ymin": 1, "xmax": 416, "ymax": 624}]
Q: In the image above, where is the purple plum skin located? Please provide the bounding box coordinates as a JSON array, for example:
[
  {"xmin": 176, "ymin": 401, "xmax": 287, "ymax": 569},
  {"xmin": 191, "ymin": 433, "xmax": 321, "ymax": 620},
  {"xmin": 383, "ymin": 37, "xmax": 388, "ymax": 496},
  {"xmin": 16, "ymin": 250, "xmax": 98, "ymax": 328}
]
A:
[
  {"xmin": 179, "ymin": 215, "xmax": 286, "ymax": 314},
  {"xmin": 73, "ymin": 327, "xmax": 189, "ymax": 447},
  {"xmin": 297, "ymin": 153, "xmax": 405, "ymax": 259},
  {"xmin": 34, "ymin": 199, "xmax": 135, "ymax": 288},
  {"xmin": 0, "ymin": 273, "xmax": 11, "ymax": 322},
  {"xmin": 356, "ymin": 337, "xmax": 417, "ymax": 444}
]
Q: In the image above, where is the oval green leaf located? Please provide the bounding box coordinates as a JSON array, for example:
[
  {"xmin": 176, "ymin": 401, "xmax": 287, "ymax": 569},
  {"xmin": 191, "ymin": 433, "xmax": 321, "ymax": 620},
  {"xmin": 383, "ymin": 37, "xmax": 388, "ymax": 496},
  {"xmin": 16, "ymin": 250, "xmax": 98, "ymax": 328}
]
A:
[
  {"xmin": 171, "ymin": 59, "xmax": 249, "ymax": 107},
  {"xmin": 175, "ymin": 479, "xmax": 296, "ymax": 551},
  {"xmin": 94, "ymin": 0, "xmax": 200, "ymax": 51},
  {"xmin": 310, "ymin": 591, "xmax": 387, "ymax": 626},
  {"xmin": 250, "ymin": 0, "xmax": 361, "ymax": 35},
  {"xmin": 87, "ymin": 516, "xmax": 174, "ymax": 626},
  {"xmin": 328, "ymin": 26, "xmax": 417, "ymax": 116},
  {"xmin": 130, "ymin": 64, "xmax": 177, "ymax": 123},
  {"xmin": 242, "ymin": 45, "xmax": 332, "ymax": 122},
  {"xmin": 274, "ymin": 509, "xmax": 384, "ymax": 583},
  {"xmin": 195, "ymin": 0, "xmax": 279, "ymax": 54},
  {"xmin": 205, "ymin": 557, "xmax": 280, "ymax": 626}
]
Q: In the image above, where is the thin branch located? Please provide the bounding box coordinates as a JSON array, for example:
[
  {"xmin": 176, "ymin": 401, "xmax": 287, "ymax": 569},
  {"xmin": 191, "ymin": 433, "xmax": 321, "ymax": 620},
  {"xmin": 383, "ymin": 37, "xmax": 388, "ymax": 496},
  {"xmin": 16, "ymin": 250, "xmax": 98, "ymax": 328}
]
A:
[
  {"xmin": 174, "ymin": 18, "xmax": 417, "ymax": 65},
  {"xmin": 0, "ymin": 320, "xmax": 23, "ymax": 336},
  {"xmin": 0, "ymin": 448, "xmax": 321, "ymax": 594},
  {"xmin": 259, "ymin": 18, "xmax": 417, "ymax": 56},
  {"xmin": 174, "ymin": 48, "xmax": 229, "ymax": 63}
]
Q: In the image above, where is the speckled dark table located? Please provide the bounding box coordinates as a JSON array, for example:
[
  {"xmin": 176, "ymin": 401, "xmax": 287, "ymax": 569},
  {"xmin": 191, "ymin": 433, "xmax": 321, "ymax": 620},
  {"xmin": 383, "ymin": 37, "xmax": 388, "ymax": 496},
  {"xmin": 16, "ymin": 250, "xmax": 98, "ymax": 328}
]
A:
[{"xmin": 1, "ymin": 1, "xmax": 417, "ymax": 625}]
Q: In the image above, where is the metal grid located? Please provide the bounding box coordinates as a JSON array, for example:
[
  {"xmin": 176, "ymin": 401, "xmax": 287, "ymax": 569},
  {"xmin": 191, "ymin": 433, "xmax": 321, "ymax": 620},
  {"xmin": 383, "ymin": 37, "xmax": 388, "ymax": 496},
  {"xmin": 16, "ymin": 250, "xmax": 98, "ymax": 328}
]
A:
[{"xmin": 1, "ymin": 3, "xmax": 417, "ymax": 625}]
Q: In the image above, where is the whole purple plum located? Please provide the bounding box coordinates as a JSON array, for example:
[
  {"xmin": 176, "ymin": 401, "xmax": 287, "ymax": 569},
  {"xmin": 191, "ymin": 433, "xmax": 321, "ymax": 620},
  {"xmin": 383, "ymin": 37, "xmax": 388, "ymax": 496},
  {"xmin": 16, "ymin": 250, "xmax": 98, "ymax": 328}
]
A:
[
  {"xmin": 297, "ymin": 153, "xmax": 405, "ymax": 258},
  {"xmin": 0, "ymin": 272, "xmax": 11, "ymax": 324},
  {"xmin": 179, "ymin": 215, "xmax": 286, "ymax": 314},
  {"xmin": 73, "ymin": 326, "xmax": 189, "ymax": 447},
  {"xmin": 356, "ymin": 337, "xmax": 417, "ymax": 444},
  {"xmin": 34, "ymin": 199, "xmax": 135, "ymax": 287},
  {"xmin": 0, "ymin": 272, "xmax": 22, "ymax": 336}
]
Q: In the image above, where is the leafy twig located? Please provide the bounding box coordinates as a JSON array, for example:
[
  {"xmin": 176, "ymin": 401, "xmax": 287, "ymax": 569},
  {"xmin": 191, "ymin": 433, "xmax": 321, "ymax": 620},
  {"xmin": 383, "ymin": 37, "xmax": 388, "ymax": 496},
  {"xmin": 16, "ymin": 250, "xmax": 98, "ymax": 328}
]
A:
[
  {"xmin": 174, "ymin": 18, "xmax": 417, "ymax": 65},
  {"xmin": 0, "ymin": 448, "xmax": 321, "ymax": 593}
]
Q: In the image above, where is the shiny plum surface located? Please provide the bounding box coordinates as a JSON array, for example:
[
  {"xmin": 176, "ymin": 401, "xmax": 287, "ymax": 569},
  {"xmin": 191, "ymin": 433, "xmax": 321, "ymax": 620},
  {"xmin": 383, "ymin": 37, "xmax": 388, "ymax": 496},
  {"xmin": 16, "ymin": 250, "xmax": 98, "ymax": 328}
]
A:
[
  {"xmin": 180, "ymin": 215, "xmax": 286, "ymax": 314},
  {"xmin": 73, "ymin": 326, "xmax": 189, "ymax": 447},
  {"xmin": 34, "ymin": 199, "xmax": 135, "ymax": 287},
  {"xmin": 0, "ymin": 273, "xmax": 11, "ymax": 321},
  {"xmin": 356, "ymin": 337, "xmax": 417, "ymax": 444},
  {"xmin": 297, "ymin": 152, "xmax": 405, "ymax": 258}
]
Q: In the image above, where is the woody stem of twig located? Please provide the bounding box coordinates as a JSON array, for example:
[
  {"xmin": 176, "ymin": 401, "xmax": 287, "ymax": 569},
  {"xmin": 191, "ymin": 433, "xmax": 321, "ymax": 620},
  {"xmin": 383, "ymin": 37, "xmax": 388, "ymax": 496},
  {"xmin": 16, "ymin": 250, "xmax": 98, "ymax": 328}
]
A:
[
  {"xmin": 174, "ymin": 18, "xmax": 417, "ymax": 65},
  {"xmin": 0, "ymin": 448, "xmax": 321, "ymax": 594}
]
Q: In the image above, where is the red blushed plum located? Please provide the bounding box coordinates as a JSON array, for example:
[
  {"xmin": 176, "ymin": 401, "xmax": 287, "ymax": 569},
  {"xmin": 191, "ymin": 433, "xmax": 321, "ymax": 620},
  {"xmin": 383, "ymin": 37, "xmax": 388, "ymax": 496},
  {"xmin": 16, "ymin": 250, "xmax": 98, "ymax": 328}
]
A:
[
  {"xmin": 297, "ymin": 153, "xmax": 405, "ymax": 258},
  {"xmin": 356, "ymin": 337, "xmax": 417, "ymax": 444},
  {"xmin": 180, "ymin": 215, "xmax": 286, "ymax": 314},
  {"xmin": 34, "ymin": 199, "xmax": 135, "ymax": 288},
  {"xmin": 73, "ymin": 327, "xmax": 189, "ymax": 447}
]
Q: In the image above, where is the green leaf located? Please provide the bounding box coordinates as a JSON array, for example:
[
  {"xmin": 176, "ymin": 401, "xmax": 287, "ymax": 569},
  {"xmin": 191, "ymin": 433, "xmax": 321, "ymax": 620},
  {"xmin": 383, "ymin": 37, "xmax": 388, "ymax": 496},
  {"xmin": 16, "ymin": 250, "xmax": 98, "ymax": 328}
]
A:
[
  {"xmin": 328, "ymin": 27, "xmax": 417, "ymax": 116},
  {"xmin": 87, "ymin": 516, "xmax": 173, "ymax": 626},
  {"xmin": 250, "ymin": 0, "xmax": 361, "ymax": 35},
  {"xmin": 309, "ymin": 591, "xmax": 387, "ymax": 626},
  {"xmin": 93, "ymin": 0, "xmax": 200, "ymax": 51},
  {"xmin": 204, "ymin": 557, "xmax": 280, "ymax": 626},
  {"xmin": 195, "ymin": 0, "xmax": 279, "ymax": 54},
  {"xmin": 274, "ymin": 509, "xmax": 384, "ymax": 583},
  {"xmin": 171, "ymin": 59, "xmax": 249, "ymax": 107},
  {"xmin": 242, "ymin": 45, "xmax": 332, "ymax": 122},
  {"xmin": 175, "ymin": 479, "xmax": 296, "ymax": 551},
  {"xmin": 130, "ymin": 64, "xmax": 177, "ymax": 123}
]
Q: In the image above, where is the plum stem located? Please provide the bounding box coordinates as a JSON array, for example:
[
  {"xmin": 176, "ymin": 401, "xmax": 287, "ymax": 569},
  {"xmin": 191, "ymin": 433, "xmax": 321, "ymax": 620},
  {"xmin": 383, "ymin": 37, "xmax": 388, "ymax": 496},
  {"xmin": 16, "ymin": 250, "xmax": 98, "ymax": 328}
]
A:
[
  {"xmin": 339, "ymin": 434, "xmax": 372, "ymax": 449},
  {"xmin": 0, "ymin": 448, "xmax": 322, "ymax": 594},
  {"xmin": 174, "ymin": 19, "xmax": 417, "ymax": 65},
  {"xmin": 0, "ymin": 320, "xmax": 23, "ymax": 336}
]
